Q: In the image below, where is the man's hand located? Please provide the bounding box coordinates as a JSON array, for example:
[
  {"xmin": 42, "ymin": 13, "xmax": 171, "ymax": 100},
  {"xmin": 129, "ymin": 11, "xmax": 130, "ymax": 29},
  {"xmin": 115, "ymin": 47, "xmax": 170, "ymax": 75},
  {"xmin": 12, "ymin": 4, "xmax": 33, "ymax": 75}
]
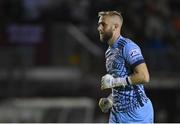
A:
[
  {"xmin": 101, "ymin": 74, "xmax": 114, "ymax": 90},
  {"xmin": 99, "ymin": 98, "xmax": 113, "ymax": 113},
  {"xmin": 101, "ymin": 74, "xmax": 129, "ymax": 90}
]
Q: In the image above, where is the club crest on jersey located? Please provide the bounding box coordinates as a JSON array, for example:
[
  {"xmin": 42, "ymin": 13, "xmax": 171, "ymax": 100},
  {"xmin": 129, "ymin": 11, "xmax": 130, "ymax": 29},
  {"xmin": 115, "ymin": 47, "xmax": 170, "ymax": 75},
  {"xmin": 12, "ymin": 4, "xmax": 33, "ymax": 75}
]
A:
[{"xmin": 129, "ymin": 49, "xmax": 140, "ymax": 58}]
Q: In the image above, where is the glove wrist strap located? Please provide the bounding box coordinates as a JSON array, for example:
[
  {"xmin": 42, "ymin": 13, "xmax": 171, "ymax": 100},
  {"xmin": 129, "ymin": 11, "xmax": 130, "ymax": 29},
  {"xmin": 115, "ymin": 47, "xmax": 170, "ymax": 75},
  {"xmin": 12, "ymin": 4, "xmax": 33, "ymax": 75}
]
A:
[{"xmin": 113, "ymin": 77, "xmax": 132, "ymax": 87}]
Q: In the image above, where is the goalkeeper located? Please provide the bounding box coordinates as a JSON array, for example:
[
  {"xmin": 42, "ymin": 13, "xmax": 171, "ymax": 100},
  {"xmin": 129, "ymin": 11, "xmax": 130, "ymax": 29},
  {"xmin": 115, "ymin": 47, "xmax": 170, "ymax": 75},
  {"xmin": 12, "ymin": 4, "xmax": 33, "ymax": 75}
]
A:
[{"xmin": 97, "ymin": 11, "xmax": 154, "ymax": 123}]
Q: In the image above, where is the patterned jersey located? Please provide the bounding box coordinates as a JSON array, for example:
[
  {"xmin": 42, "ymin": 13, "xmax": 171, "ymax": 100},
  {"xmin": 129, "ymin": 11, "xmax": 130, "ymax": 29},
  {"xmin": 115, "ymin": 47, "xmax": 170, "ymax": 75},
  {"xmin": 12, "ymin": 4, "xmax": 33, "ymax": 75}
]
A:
[{"xmin": 105, "ymin": 36, "xmax": 149, "ymax": 113}]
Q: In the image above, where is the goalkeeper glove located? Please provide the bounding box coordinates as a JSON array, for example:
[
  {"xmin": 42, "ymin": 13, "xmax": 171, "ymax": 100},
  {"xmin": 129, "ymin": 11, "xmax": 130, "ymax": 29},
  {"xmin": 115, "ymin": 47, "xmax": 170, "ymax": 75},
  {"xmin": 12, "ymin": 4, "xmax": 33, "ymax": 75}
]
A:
[
  {"xmin": 99, "ymin": 97, "xmax": 113, "ymax": 113},
  {"xmin": 101, "ymin": 74, "xmax": 132, "ymax": 90}
]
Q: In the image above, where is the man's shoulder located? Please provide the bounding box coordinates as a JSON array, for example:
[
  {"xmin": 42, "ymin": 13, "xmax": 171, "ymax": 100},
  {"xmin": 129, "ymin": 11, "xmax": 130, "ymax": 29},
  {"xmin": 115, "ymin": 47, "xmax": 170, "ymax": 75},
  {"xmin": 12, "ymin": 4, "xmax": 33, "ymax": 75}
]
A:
[
  {"xmin": 119, "ymin": 37, "xmax": 140, "ymax": 51},
  {"xmin": 121, "ymin": 36, "xmax": 138, "ymax": 47}
]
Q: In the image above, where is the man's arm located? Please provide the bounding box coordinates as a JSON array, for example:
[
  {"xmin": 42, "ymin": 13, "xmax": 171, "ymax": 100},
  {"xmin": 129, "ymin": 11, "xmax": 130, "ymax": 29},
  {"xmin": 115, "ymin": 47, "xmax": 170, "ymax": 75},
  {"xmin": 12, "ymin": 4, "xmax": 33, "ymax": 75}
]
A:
[
  {"xmin": 129, "ymin": 62, "xmax": 150, "ymax": 84},
  {"xmin": 101, "ymin": 62, "xmax": 150, "ymax": 90}
]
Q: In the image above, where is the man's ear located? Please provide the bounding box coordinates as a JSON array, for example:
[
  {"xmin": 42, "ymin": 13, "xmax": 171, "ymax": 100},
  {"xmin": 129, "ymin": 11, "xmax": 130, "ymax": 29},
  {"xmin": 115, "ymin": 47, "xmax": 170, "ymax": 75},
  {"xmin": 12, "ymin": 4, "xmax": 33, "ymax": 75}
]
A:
[
  {"xmin": 113, "ymin": 24, "xmax": 119, "ymax": 31},
  {"xmin": 114, "ymin": 24, "xmax": 119, "ymax": 29}
]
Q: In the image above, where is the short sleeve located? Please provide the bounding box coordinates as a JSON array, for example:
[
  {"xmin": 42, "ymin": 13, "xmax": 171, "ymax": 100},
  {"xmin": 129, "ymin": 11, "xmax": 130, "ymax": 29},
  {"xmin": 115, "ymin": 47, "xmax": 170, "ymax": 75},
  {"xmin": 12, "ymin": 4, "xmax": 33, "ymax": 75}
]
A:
[{"xmin": 123, "ymin": 42, "xmax": 145, "ymax": 69}]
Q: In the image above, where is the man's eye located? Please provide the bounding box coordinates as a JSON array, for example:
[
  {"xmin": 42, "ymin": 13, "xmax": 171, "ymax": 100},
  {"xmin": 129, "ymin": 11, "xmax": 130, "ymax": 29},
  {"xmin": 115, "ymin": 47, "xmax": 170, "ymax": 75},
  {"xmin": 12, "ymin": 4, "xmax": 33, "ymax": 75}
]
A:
[
  {"xmin": 99, "ymin": 22, "xmax": 106, "ymax": 27},
  {"xmin": 102, "ymin": 23, "xmax": 106, "ymax": 26}
]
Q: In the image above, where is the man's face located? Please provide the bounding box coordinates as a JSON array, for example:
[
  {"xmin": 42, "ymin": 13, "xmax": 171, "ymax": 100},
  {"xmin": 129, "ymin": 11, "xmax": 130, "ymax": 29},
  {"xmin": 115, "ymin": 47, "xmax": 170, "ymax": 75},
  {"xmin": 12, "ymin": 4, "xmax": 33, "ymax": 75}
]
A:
[{"xmin": 97, "ymin": 16, "xmax": 113, "ymax": 43}]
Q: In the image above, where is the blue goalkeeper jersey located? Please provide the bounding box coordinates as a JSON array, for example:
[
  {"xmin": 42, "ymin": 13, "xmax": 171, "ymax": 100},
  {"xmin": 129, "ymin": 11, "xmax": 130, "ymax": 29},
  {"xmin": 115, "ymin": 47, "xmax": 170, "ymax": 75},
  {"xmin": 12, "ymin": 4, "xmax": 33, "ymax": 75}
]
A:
[{"xmin": 105, "ymin": 35, "xmax": 149, "ymax": 113}]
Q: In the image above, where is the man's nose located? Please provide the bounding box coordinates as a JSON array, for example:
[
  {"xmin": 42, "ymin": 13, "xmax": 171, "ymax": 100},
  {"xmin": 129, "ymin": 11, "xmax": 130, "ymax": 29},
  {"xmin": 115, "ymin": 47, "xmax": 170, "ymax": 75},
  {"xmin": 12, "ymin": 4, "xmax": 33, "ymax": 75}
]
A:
[{"xmin": 97, "ymin": 26, "xmax": 102, "ymax": 32}]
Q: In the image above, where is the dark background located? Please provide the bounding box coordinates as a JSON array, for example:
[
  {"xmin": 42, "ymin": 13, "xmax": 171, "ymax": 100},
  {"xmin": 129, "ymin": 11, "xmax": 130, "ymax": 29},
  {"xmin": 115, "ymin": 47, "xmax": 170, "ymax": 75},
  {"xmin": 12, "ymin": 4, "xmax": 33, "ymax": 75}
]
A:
[{"xmin": 0, "ymin": 0, "xmax": 180, "ymax": 122}]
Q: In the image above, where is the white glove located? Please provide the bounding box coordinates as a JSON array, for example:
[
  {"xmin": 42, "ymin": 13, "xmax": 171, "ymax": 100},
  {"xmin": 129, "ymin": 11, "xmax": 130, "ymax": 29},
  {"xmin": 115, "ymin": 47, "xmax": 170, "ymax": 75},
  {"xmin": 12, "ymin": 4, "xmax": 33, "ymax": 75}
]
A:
[
  {"xmin": 99, "ymin": 97, "xmax": 113, "ymax": 113},
  {"xmin": 101, "ymin": 74, "xmax": 131, "ymax": 90},
  {"xmin": 101, "ymin": 74, "xmax": 114, "ymax": 90}
]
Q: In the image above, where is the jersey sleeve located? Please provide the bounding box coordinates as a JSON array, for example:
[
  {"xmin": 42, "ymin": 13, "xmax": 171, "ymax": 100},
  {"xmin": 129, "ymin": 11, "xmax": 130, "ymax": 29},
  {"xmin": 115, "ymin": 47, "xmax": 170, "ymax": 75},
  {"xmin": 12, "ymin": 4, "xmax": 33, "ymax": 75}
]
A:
[{"xmin": 123, "ymin": 42, "xmax": 145, "ymax": 69}]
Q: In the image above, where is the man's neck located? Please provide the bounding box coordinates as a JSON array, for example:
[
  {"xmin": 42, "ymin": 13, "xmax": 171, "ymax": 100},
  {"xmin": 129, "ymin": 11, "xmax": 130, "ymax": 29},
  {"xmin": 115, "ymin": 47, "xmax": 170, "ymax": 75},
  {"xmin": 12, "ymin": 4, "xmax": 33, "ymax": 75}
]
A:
[{"xmin": 108, "ymin": 34, "xmax": 121, "ymax": 47}]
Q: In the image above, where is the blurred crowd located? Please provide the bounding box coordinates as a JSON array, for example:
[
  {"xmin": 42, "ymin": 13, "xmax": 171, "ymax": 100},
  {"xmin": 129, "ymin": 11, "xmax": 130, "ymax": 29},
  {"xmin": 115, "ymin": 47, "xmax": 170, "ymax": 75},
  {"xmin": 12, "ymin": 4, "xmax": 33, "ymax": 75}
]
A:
[{"xmin": 0, "ymin": 0, "xmax": 180, "ymax": 73}]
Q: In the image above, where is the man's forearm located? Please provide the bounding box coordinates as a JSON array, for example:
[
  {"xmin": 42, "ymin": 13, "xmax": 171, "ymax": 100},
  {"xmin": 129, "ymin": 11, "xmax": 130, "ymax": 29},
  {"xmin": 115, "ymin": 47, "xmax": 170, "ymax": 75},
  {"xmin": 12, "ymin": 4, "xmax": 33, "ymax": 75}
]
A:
[
  {"xmin": 101, "ymin": 63, "xmax": 150, "ymax": 89},
  {"xmin": 115, "ymin": 63, "xmax": 150, "ymax": 86},
  {"xmin": 129, "ymin": 72, "xmax": 149, "ymax": 85},
  {"xmin": 129, "ymin": 63, "xmax": 150, "ymax": 85}
]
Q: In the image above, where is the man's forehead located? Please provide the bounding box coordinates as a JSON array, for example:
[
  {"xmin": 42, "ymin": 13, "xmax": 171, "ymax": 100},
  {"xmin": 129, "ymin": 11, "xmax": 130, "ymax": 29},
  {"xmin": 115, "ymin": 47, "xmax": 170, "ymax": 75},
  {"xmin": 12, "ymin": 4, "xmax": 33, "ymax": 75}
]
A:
[
  {"xmin": 98, "ymin": 16, "xmax": 111, "ymax": 23},
  {"xmin": 99, "ymin": 15, "xmax": 121, "ymax": 25}
]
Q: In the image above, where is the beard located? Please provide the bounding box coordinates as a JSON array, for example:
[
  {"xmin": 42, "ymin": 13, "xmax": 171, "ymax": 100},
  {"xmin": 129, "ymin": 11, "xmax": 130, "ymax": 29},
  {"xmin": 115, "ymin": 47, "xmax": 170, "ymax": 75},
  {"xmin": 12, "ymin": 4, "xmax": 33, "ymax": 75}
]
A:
[{"xmin": 99, "ymin": 29, "xmax": 113, "ymax": 43}]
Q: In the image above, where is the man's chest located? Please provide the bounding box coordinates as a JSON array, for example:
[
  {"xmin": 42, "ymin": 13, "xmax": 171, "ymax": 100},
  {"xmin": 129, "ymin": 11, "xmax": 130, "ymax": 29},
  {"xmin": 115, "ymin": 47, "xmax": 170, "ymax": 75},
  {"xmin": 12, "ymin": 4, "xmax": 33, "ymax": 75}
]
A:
[{"xmin": 105, "ymin": 48, "xmax": 125, "ymax": 71}]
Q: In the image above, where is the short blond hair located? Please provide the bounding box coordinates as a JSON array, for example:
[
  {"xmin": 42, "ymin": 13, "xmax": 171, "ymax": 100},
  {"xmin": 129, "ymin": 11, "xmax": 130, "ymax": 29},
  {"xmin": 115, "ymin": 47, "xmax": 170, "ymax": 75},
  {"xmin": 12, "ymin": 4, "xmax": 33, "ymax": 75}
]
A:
[{"xmin": 98, "ymin": 11, "xmax": 123, "ymax": 23}]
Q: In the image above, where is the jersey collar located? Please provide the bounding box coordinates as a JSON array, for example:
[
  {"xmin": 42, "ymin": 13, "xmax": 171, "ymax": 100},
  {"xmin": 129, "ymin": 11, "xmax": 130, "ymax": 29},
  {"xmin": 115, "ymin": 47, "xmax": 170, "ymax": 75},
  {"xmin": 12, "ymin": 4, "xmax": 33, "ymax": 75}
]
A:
[{"xmin": 111, "ymin": 35, "xmax": 123, "ymax": 49}]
